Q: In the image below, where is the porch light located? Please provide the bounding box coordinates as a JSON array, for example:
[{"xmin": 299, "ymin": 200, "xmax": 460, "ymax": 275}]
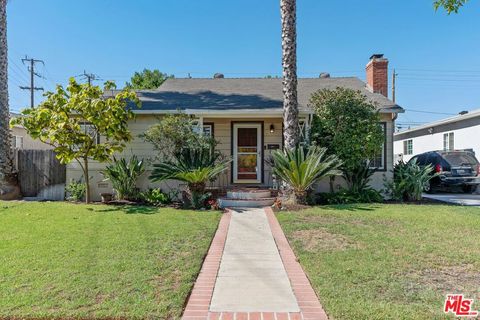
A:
[{"xmin": 270, "ymin": 124, "xmax": 275, "ymax": 133}]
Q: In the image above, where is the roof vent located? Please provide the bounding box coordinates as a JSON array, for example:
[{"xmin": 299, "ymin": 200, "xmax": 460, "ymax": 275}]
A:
[
  {"xmin": 459, "ymin": 110, "xmax": 469, "ymax": 115},
  {"xmin": 213, "ymin": 73, "xmax": 224, "ymax": 79},
  {"xmin": 319, "ymin": 72, "xmax": 330, "ymax": 78}
]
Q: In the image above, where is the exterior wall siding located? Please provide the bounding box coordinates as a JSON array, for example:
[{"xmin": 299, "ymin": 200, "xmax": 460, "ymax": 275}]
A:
[
  {"xmin": 394, "ymin": 124, "xmax": 480, "ymax": 163},
  {"xmin": 11, "ymin": 126, "xmax": 53, "ymax": 150},
  {"xmin": 66, "ymin": 113, "xmax": 395, "ymax": 201}
]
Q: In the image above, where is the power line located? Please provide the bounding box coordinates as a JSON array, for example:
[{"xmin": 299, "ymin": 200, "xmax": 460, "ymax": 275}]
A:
[
  {"xmin": 403, "ymin": 109, "xmax": 457, "ymax": 116},
  {"xmin": 19, "ymin": 56, "xmax": 45, "ymax": 108}
]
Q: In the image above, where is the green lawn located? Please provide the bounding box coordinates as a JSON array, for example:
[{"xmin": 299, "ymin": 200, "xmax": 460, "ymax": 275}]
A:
[
  {"xmin": 277, "ymin": 204, "xmax": 480, "ymax": 320},
  {"xmin": 0, "ymin": 201, "xmax": 221, "ymax": 319}
]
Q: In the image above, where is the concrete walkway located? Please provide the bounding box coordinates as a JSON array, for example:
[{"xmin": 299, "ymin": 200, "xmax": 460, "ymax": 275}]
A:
[
  {"xmin": 210, "ymin": 208, "xmax": 299, "ymax": 312},
  {"xmin": 182, "ymin": 208, "xmax": 328, "ymax": 320},
  {"xmin": 423, "ymin": 193, "xmax": 480, "ymax": 206}
]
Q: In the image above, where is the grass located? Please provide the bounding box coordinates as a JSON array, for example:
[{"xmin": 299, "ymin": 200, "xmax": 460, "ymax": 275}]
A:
[
  {"xmin": 277, "ymin": 204, "xmax": 480, "ymax": 320},
  {"xmin": 0, "ymin": 201, "xmax": 221, "ymax": 319}
]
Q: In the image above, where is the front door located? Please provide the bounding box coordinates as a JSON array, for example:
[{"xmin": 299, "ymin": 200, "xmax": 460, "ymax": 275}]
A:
[{"xmin": 233, "ymin": 123, "xmax": 262, "ymax": 183}]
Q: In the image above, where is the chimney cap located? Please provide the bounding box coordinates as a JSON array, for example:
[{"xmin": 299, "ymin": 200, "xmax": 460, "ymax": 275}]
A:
[
  {"xmin": 370, "ymin": 53, "xmax": 385, "ymax": 60},
  {"xmin": 213, "ymin": 73, "xmax": 224, "ymax": 79},
  {"xmin": 319, "ymin": 72, "xmax": 330, "ymax": 78}
]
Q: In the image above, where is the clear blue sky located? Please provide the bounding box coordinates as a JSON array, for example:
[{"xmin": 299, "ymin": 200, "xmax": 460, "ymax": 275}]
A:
[{"xmin": 6, "ymin": 0, "xmax": 480, "ymax": 129}]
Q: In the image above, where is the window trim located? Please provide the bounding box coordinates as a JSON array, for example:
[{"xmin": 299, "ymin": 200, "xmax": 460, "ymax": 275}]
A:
[
  {"xmin": 369, "ymin": 122, "xmax": 387, "ymax": 171},
  {"xmin": 443, "ymin": 132, "xmax": 454, "ymax": 151},
  {"xmin": 403, "ymin": 139, "xmax": 413, "ymax": 155},
  {"xmin": 203, "ymin": 122, "xmax": 215, "ymax": 138}
]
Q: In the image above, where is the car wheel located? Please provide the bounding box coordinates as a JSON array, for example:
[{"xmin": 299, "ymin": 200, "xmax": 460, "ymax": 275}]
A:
[
  {"xmin": 462, "ymin": 185, "xmax": 475, "ymax": 194},
  {"xmin": 424, "ymin": 181, "xmax": 433, "ymax": 193}
]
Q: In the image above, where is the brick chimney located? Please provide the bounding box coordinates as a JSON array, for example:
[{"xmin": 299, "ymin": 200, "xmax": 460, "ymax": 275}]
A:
[{"xmin": 366, "ymin": 54, "xmax": 388, "ymax": 97}]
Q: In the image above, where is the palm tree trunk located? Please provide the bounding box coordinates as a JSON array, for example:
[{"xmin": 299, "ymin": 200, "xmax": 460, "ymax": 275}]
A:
[
  {"xmin": 280, "ymin": 0, "xmax": 299, "ymax": 150},
  {"xmin": 0, "ymin": 0, "xmax": 18, "ymax": 196}
]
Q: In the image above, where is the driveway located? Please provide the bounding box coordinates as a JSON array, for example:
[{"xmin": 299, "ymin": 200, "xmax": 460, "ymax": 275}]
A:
[{"xmin": 423, "ymin": 193, "xmax": 480, "ymax": 206}]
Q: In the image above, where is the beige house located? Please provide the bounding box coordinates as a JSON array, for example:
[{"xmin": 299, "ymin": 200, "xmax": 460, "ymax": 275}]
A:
[
  {"xmin": 67, "ymin": 54, "xmax": 403, "ymax": 201},
  {"xmin": 10, "ymin": 113, "xmax": 53, "ymax": 150}
]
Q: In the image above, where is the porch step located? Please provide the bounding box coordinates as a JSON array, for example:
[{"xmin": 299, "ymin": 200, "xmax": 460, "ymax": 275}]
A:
[
  {"xmin": 226, "ymin": 189, "xmax": 271, "ymax": 200},
  {"xmin": 218, "ymin": 197, "xmax": 276, "ymax": 208},
  {"xmin": 219, "ymin": 188, "xmax": 275, "ymax": 208}
]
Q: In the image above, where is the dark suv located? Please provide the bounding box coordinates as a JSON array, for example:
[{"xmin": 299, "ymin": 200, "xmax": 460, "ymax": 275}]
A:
[{"xmin": 408, "ymin": 150, "xmax": 480, "ymax": 193}]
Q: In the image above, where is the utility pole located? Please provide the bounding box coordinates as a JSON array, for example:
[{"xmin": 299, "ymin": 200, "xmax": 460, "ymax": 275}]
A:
[
  {"xmin": 79, "ymin": 70, "xmax": 100, "ymax": 86},
  {"xmin": 391, "ymin": 68, "xmax": 398, "ymax": 103},
  {"xmin": 19, "ymin": 56, "xmax": 45, "ymax": 108}
]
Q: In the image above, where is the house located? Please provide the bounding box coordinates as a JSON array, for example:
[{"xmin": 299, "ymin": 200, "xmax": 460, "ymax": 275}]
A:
[
  {"xmin": 394, "ymin": 109, "xmax": 480, "ymax": 162},
  {"xmin": 67, "ymin": 54, "xmax": 404, "ymax": 201},
  {"xmin": 10, "ymin": 113, "xmax": 53, "ymax": 150}
]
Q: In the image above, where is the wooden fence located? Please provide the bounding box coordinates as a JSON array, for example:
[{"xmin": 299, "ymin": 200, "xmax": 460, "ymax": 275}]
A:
[{"xmin": 14, "ymin": 150, "xmax": 66, "ymax": 200}]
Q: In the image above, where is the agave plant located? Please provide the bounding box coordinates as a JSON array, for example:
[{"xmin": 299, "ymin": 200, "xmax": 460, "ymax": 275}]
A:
[
  {"xmin": 272, "ymin": 146, "xmax": 342, "ymax": 204},
  {"xmin": 149, "ymin": 148, "xmax": 231, "ymax": 209},
  {"xmin": 386, "ymin": 159, "xmax": 436, "ymax": 201},
  {"xmin": 102, "ymin": 155, "xmax": 145, "ymax": 201}
]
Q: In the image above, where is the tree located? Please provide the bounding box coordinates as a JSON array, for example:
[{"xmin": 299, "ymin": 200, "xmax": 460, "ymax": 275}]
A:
[
  {"xmin": 433, "ymin": 0, "xmax": 468, "ymax": 13},
  {"xmin": 125, "ymin": 69, "xmax": 172, "ymax": 90},
  {"xmin": 309, "ymin": 88, "xmax": 384, "ymax": 191},
  {"xmin": 142, "ymin": 112, "xmax": 217, "ymax": 160},
  {"xmin": 0, "ymin": 0, "xmax": 19, "ymax": 200},
  {"xmin": 11, "ymin": 78, "xmax": 140, "ymax": 203},
  {"xmin": 280, "ymin": 0, "xmax": 299, "ymax": 150}
]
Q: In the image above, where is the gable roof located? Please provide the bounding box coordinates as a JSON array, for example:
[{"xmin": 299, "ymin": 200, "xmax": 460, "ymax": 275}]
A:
[{"xmin": 121, "ymin": 77, "xmax": 403, "ymax": 114}]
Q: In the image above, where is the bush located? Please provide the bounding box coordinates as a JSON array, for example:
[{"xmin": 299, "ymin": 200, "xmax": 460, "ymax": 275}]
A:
[
  {"xmin": 102, "ymin": 156, "xmax": 145, "ymax": 201},
  {"xmin": 149, "ymin": 148, "xmax": 230, "ymax": 209},
  {"xmin": 141, "ymin": 188, "xmax": 174, "ymax": 206},
  {"xmin": 65, "ymin": 180, "xmax": 86, "ymax": 202},
  {"xmin": 343, "ymin": 160, "xmax": 377, "ymax": 193},
  {"xmin": 271, "ymin": 146, "xmax": 342, "ymax": 205},
  {"xmin": 317, "ymin": 188, "xmax": 383, "ymax": 205},
  {"xmin": 384, "ymin": 159, "xmax": 437, "ymax": 201}
]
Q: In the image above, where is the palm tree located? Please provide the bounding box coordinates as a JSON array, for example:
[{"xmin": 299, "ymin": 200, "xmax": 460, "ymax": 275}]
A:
[
  {"xmin": 271, "ymin": 146, "xmax": 342, "ymax": 204},
  {"xmin": 150, "ymin": 148, "xmax": 231, "ymax": 209},
  {"xmin": 280, "ymin": 0, "xmax": 299, "ymax": 150},
  {"xmin": 0, "ymin": 0, "xmax": 18, "ymax": 200}
]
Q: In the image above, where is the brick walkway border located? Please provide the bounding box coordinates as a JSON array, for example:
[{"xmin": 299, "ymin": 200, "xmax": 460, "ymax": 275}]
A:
[
  {"xmin": 182, "ymin": 208, "xmax": 328, "ymax": 320},
  {"xmin": 182, "ymin": 210, "xmax": 232, "ymax": 320},
  {"xmin": 265, "ymin": 207, "xmax": 329, "ymax": 320}
]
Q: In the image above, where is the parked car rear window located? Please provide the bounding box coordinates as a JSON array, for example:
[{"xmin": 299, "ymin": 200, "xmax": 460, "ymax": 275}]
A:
[{"xmin": 441, "ymin": 152, "xmax": 479, "ymax": 166}]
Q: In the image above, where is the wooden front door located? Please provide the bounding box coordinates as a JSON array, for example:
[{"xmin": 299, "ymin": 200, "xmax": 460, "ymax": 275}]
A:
[{"xmin": 233, "ymin": 123, "xmax": 262, "ymax": 183}]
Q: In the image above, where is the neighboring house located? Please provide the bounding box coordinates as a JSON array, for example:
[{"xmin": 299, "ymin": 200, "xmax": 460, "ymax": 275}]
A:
[
  {"xmin": 67, "ymin": 54, "xmax": 404, "ymax": 201},
  {"xmin": 394, "ymin": 109, "xmax": 480, "ymax": 162},
  {"xmin": 10, "ymin": 113, "xmax": 53, "ymax": 150}
]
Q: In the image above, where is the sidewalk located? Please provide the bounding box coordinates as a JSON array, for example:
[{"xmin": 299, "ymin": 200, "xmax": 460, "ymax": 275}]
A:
[{"xmin": 182, "ymin": 207, "xmax": 328, "ymax": 320}]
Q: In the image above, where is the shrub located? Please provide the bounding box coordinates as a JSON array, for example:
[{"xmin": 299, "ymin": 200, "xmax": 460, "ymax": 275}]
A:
[
  {"xmin": 102, "ymin": 156, "xmax": 145, "ymax": 201},
  {"xmin": 384, "ymin": 159, "xmax": 437, "ymax": 201},
  {"xmin": 140, "ymin": 188, "xmax": 174, "ymax": 206},
  {"xmin": 343, "ymin": 160, "xmax": 377, "ymax": 194},
  {"xmin": 317, "ymin": 188, "xmax": 383, "ymax": 205},
  {"xmin": 149, "ymin": 148, "xmax": 230, "ymax": 209},
  {"xmin": 271, "ymin": 146, "xmax": 342, "ymax": 205},
  {"xmin": 65, "ymin": 180, "xmax": 86, "ymax": 202}
]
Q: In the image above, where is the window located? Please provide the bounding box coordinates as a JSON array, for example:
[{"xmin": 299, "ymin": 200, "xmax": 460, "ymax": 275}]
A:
[
  {"xmin": 443, "ymin": 132, "xmax": 454, "ymax": 151},
  {"xmin": 403, "ymin": 139, "xmax": 413, "ymax": 155},
  {"xmin": 80, "ymin": 122, "xmax": 100, "ymax": 144},
  {"xmin": 203, "ymin": 123, "xmax": 214, "ymax": 137},
  {"xmin": 370, "ymin": 123, "xmax": 386, "ymax": 170},
  {"xmin": 11, "ymin": 136, "xmax": 23, "ymax": 149}
]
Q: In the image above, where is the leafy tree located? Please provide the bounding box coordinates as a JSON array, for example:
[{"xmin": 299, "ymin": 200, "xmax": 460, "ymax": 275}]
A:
[
  {"xmin": 11, "ymin": 78, "xmax": 140, "ymax": 203},
  {"xmin": 142, "ymin": 112, "xmax": 217, "ymax": 160},
  {"xmin": 309, "ymin": 88, "xmax": 384, "ymax": 191},
  {"xmin": 125, "ymin": 69, "xmax": 172, "ymax": 90},
  {"xmin": 433, "ymin": 0, "xmax": 468, "ymax": 13}
]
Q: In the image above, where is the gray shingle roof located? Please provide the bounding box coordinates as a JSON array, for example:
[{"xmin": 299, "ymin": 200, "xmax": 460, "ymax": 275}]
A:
[{"xmin": 125, "ymin": 77, "xmax": 403, "ymax": 113}]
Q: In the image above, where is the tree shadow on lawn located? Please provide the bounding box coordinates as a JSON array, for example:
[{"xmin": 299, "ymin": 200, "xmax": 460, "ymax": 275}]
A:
[
  {"xmin": 93, "ymin": 205, "xmax": 159, "ymax": 215},
  {"xmin": 323, "ymin": 204, "xmax": 381, "ymax": 212}
]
